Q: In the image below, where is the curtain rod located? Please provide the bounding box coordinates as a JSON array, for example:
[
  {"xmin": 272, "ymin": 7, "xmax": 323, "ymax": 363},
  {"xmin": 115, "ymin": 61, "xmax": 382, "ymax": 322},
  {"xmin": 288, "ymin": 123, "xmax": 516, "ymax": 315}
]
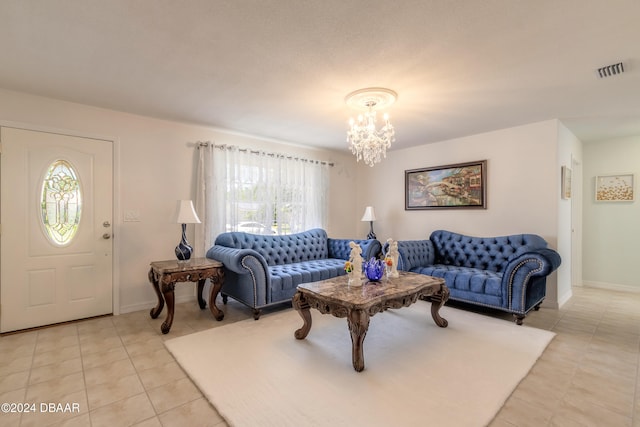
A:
[{"xmin": 197, "ymin": 142, "xmax": 334, "ymax": 167}]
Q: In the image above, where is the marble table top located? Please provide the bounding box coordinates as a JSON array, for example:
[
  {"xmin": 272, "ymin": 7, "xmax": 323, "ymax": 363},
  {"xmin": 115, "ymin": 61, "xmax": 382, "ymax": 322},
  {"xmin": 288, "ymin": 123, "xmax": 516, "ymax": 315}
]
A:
[{"xmin": 296, "ymin": 271, "xmax": 445, "ymax": 308}]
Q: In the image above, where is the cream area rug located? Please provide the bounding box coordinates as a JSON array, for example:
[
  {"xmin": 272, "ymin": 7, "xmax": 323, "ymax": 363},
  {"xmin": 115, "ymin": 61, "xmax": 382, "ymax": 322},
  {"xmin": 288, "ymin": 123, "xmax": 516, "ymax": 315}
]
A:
[{"xmin": 165, "ymin": 303, "xmax": 554, "ymax": 427}]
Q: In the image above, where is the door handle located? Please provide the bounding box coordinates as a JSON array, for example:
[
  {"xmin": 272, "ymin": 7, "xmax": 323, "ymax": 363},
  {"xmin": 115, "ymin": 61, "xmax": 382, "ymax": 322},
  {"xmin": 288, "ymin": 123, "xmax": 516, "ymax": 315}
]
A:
[{"xmin": 102, "ymin": 233, "xmax": 111, "ymax": 240}]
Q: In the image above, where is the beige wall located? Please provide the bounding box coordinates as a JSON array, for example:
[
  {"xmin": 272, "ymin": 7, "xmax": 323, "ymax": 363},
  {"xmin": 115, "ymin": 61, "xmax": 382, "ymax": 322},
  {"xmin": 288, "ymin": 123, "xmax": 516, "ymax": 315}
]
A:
[
  {"xmin": 356, "ymin": 120, "xmax": 564, "ymax": 307},
  {"xmin": 0, "ymin": 88, "xmax": 357, "ymax": 313},
  {"xmin": 0, "ymin": 88, "xmax": 571, "ymax": 312},
  {"xmin": 356, "ymin": 120, "xmax": 560, "ymax": 240}
]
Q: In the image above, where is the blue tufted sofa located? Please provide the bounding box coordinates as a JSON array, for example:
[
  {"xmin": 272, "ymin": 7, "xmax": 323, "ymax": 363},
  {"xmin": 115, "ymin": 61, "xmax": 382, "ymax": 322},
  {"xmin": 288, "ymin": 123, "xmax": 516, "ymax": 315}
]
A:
[
  {"xmin": 206, "ymin": 228, "xmax": 382, "ymax": 319},
  {"xmin": 392, "ymin": 230, "xmax": 561, "ymax": 324}
]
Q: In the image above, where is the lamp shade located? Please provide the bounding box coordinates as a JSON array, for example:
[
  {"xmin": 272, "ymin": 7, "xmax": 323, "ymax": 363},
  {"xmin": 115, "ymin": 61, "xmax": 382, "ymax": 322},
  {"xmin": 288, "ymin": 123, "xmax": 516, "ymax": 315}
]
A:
[
  {"xmin": 360, "ymin": 206, "xmax": 376, "ymax": 222},
  {"xmin": 175, "ymin": 200, "xmax": 201, "ymax": 224}
]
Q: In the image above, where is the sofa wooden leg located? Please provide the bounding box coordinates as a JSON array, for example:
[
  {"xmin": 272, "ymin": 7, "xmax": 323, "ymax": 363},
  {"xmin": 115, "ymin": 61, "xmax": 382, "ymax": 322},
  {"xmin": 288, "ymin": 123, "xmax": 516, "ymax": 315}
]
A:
[
  {"xmin": 253, "ymin": 309, "xmax": 261, "ymax": 320},
  {"xmin": 534, "ymin": 303, "xmax": 542, "ymax": 311},
  {"xmin": 222, "ymin": 294, "xmax": 228, "ymax": 304},
  {"xmin": 514, "ymin": 314, "xmax": 525, "ymax": 325}
]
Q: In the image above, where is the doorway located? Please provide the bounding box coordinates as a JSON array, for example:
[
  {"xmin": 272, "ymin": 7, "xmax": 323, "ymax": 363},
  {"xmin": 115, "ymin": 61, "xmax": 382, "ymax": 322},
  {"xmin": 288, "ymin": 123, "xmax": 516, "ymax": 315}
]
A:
[{"xmin": 1, "ymin": 127, "xmax": 113, "ymax": 332}]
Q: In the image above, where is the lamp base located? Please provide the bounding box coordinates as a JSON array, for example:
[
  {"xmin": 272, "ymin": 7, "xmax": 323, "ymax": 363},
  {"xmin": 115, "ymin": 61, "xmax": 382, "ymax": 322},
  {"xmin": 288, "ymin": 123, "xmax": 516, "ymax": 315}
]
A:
[
  {"xmin": 367, "ymin": 221, "xmax": 376, "ymax": 240},
  {"xmin": 175, "ymin": 224, "xmax": 193, "ymax": 261}
]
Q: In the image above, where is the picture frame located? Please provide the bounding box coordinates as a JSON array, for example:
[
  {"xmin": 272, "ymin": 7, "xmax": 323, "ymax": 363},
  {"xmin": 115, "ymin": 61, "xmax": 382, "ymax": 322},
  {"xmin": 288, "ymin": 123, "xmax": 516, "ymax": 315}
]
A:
[
  {"xmin": 405, "ymin": 160, "xmax": 487, "ymax": 210},
  {"xmin": 561, "ymin": 166, "xmax": 572, "ymax": 200},
  {"xmin": 595, "ymin": 174, "xmax": 635, "ymax": 202}
]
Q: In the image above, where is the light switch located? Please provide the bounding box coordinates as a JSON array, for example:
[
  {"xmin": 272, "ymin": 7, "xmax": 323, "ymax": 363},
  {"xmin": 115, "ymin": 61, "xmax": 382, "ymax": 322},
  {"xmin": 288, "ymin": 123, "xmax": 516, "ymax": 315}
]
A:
[{"xmin": 124, "ymin": 210, "xmax": 141, "ymax": 222}]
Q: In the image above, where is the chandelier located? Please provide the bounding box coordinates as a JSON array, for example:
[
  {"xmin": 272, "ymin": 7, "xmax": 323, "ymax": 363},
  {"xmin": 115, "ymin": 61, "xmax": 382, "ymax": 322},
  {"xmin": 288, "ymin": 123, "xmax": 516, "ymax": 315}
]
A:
[{"xmin": 345, "ymin": 87, "xmax": 397, "ymax": 167}]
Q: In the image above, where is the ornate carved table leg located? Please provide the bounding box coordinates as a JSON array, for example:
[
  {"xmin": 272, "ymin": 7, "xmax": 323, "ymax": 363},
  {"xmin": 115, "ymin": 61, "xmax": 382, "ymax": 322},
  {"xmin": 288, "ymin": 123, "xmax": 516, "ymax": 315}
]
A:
[
  {"xmin": 292, "ymin": 292, "xmax": 312, "ymax": 339},
  {"xmin": 427, "ymin": 285, "xmax": 449, "ymax": 328},
  {"xmin": 149, "ymin": 268, "xmax": 164, "ymax": 319},
  {"xmin": 160, "ymin": 281, "xmax": 176, "ymax": 334},
  {"xmin": 347, "ymin": 309, "xmax": 370, "ymax": 372},
  {"xmin": 197, "ymin": 279, "xmax": 207, "ymax": 309},
  {"xmin": 208, "ymin": 268, "xmax": 225, "ymax": 321}
]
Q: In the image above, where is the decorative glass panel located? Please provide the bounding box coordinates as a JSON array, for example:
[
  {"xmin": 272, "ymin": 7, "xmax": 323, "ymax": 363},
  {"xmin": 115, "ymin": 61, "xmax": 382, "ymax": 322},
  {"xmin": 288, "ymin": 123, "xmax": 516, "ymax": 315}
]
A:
[{"xmin": 40, "ymin": 160, "xmax": 82, "ymax": 245}]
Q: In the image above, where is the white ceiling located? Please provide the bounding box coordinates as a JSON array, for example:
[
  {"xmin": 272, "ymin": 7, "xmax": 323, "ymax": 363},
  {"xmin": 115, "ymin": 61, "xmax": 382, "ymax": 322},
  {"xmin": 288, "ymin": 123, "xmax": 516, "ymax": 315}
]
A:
[{"xmin": 1, "ymin": 0, "xmax": 639, "ymax": 152}]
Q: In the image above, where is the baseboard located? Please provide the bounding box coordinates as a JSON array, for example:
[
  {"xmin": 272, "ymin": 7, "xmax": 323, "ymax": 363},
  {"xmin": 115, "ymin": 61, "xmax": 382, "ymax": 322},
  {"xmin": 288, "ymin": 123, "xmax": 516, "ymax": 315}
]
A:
[
  {"xmin": 581, "ymin": 280, "xmax": 640, "ymax": 294},
  {"xmin": 540, "ymin": 298, "xmax": 559, "ymax": 309},
  {"xmin": 557, "ymin": 289, "xmax": 573, "ymax": 308},
  {"xmin": 119, "ymin": 294, "xmax": 197, "ymax": 314}
]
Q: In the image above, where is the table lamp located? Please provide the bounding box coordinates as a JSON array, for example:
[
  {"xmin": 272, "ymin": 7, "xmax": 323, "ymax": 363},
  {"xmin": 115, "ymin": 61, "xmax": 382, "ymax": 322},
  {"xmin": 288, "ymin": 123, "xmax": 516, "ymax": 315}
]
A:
[
  {"xmin": 361, "ymin": 206, "xmax": 377, "ymax": 240},
  {"xmin": 174, "ymin": 199, "xmax": 201, "ymax": 261}
]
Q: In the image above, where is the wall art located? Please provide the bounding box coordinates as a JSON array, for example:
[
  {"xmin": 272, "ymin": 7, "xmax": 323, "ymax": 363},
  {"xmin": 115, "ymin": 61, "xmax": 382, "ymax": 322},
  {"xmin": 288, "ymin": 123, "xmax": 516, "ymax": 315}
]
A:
[
  {"xmin": 561, "ymin": 165, "xmax": 572, "ymax": 200},
  {"xmin": 595, "ymin": 174, "xmax": 634, "ymax": 202},
  {"xmin": 405, "ymin": 160, "xmax": 487, "ymax": 210}
]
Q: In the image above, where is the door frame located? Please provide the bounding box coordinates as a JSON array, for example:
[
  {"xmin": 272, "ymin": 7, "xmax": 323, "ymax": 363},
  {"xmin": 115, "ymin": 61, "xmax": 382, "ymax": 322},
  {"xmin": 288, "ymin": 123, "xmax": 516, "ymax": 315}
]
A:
[
  {"xmin": 570, "ymin": 155, "xmax": 583, "ymax": 290},
  {"xmin": 0, "ymin": 120, "xmax": 121, "ymax": 316}
]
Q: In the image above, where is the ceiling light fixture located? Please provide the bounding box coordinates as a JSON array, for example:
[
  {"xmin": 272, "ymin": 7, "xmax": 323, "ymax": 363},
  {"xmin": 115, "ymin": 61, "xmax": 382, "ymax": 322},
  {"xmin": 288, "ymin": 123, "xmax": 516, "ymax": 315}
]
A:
[{"xmin": 345, "ymin": 87, "xmax": 397, "ymax": 167}]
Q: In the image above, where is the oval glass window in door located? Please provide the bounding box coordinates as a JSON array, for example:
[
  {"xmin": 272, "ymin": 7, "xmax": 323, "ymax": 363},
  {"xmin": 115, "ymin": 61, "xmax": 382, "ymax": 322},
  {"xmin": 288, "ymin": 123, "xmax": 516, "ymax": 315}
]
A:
[{"xmin": 40, "ymin": 159, "xmax": 82, "ymax": 246}]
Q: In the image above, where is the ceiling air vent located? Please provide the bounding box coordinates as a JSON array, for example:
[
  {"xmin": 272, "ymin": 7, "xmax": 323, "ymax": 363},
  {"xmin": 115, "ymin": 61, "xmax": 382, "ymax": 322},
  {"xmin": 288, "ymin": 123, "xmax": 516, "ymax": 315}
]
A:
[{"xmin": 597, "ymin": 62, "xmax": 624, "ymax": 78}]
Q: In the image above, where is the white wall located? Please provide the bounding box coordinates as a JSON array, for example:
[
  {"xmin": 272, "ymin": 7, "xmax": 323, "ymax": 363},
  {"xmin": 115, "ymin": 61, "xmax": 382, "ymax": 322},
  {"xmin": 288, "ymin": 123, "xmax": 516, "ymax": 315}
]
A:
[
  {"xmin": 557, "ymin": 122, "xmax": 582, "ymax": 306},
  {"xmin": 0, "ymin": 88, "xmax": 358, "ymax": 313},
  {"xmin": 582, "ymin": 135, "xmax": 640, "ymax": 292},
  {"xmin": 356, "ymin": 120, "xmax": 564, "ymax": 307}
]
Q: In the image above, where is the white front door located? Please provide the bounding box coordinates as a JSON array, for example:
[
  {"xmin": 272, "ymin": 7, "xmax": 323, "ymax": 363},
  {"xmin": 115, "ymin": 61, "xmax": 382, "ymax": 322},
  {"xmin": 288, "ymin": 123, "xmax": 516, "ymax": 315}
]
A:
[{"xmin": 1, "ymin": 127, "xmax": 113, "ymax": 332}]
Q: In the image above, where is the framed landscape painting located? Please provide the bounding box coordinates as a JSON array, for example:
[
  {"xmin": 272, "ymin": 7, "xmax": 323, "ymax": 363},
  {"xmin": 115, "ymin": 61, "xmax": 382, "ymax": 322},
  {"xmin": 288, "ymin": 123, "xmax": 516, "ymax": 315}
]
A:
[
  {"xmin": 405, "ymin": 160, "xmax": 487, "ymax": 210},
  {"xmin": 595, "ymin": 174, "xmax": 635, "ymax": 202}
]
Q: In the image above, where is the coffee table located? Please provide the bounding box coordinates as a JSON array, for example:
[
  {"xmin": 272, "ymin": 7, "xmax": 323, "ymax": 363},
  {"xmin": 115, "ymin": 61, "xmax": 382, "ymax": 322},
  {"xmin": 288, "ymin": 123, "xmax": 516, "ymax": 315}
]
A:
[{"xmin": 292, "ymin": 271, "xmax": 449, "ymax": 372}]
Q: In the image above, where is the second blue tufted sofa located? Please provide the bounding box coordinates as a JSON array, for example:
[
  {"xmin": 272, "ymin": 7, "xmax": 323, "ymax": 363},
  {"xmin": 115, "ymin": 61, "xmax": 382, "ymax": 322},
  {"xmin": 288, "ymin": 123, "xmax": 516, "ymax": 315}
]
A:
[
  {"xmin": 393, "ymin": 230, "xmax": 561, "ymax": 324},
  {"xmin": 207, "ymin": 228, "xmax": 381, "ymax": 319}
]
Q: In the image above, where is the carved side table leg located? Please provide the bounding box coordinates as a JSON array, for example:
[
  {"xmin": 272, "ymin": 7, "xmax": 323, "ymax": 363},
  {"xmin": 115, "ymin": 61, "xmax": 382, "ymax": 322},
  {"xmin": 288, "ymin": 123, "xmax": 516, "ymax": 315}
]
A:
[
  {"xmin": 428, "ymin": 285, "xmax": 449, "ymax": 328},
  {"xmin": 160, "ymin": 281, "xmax": 176, "ymax": 334},
  {"xmin": 208, "ymin": 269, "xmax": 225, "ymax": 321},
  {"xmin": 347, "ymin": 309, "xmax": 370, "ymax": 372},
  {"xmin": 197, "ymin": 279, "xmax": 207, "ymax": 309},
  {"xmin": 292, "ymin": 292, "xmax": 312, "ymax": 339},
  {"xmin": 149, "ymin": 268, "xmax": 164, "ymax": 319}
]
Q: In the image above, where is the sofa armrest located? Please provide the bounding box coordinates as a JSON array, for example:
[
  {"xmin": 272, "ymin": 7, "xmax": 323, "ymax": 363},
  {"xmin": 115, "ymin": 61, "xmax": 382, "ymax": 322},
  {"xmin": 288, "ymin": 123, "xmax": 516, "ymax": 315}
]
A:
[
  {"xmin": 206, "ymin": 245, "xmax": 270, "ymax": 278},
  {"xmin": 504, "ymin": 249, "xmax": 561, "ymax": 280},
  {"xmin": 328, "ymin": 238, "xmax": 382, "ymax": 261},
  {"xmin": 394, "ymin": 240, "xmax": 436, "ymax": 271},
  {"xmin": 502, "ymin": 249, "xmax": 561, "ymax": 312}
]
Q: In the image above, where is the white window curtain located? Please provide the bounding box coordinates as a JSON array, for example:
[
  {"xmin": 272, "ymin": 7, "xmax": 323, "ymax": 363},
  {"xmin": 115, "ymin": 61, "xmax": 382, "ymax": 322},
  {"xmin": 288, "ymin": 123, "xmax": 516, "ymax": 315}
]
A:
[{"xmin": 195, "ymin": 144, "xmax": 330, "ymax": 256}]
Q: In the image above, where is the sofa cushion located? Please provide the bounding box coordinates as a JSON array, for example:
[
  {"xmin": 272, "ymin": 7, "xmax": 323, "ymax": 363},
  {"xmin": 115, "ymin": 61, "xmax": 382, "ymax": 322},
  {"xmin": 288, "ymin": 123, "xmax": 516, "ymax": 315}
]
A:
[
  {"xmin": 410, "ymin": 264, "xmax": 503, "ymax": 307},
  {"xmin": 269, "ymin": 259, "xmax": 346, "ymax": 301}
]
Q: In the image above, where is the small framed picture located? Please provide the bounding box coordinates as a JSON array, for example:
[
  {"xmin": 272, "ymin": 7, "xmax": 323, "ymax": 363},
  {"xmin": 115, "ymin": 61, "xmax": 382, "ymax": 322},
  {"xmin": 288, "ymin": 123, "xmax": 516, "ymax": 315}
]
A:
[
  {"xmin": 595, "ymin": 174, "xmax": 635, "ymax": 202},
  {"xmin": 561, "ymin": 166, "xmax": 572, "ymax": 200}
]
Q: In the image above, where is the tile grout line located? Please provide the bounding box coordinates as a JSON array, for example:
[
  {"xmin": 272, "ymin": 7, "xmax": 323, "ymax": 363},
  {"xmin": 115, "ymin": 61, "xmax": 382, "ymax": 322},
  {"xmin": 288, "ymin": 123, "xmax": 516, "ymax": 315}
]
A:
[{"xmin": 17, "ymin": 330, "xmax": 38, "ymax": 427}]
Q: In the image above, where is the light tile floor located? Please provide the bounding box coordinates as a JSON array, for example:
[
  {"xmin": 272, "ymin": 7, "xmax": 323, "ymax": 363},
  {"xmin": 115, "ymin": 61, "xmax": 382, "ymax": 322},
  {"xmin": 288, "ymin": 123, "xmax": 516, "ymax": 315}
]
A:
[{"xmin": 0, "ymin": 286, "xmax": 639, "ymax": 427}]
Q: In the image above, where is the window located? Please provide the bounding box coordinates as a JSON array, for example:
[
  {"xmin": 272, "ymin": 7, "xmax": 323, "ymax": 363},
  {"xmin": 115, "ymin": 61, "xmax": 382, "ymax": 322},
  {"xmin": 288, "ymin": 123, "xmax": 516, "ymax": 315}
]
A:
[
  {"xmin": 40, "ymin": 159, "xmax": 82, "ymax": 246},
  {"xmin": 196, "ymin": 144, "xmax": 330, "ymax": 252}
]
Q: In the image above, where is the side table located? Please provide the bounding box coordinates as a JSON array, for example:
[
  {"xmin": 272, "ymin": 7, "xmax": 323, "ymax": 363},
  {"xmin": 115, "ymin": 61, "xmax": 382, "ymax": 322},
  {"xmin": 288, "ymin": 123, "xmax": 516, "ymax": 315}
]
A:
[{"xmin": 148, "ymin": 258, "xmax": 225, "ymax": 334}]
